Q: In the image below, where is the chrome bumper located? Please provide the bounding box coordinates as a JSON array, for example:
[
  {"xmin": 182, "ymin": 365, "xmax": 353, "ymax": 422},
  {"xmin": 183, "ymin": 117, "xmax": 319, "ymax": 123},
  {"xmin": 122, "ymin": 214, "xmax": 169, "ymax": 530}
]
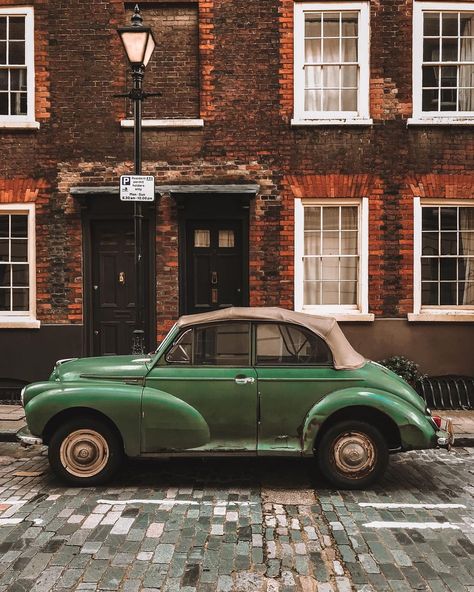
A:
[
  {"xmin": 436, "ymin": 417, "xmax": 455, "ymax": 450},
  {"xmin": 16, "ymin": 426, "xmax": 43, "ymax": 446}
]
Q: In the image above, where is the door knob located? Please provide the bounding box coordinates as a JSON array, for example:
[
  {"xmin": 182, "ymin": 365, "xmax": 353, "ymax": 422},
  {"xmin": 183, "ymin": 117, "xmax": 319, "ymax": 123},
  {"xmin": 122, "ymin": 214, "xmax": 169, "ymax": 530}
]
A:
[
  {"xmin": 94, "ymin": 330, "xmax": 99, "ymax": 336},
  {"xmin": 118, "ymin": 272, "xmax": 126, "ymax": 285}
]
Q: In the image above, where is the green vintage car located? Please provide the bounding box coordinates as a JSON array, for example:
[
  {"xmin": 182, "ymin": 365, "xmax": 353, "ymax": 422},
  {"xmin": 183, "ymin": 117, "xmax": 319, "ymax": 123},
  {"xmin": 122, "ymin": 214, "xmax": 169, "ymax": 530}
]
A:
[{"xmin": 19, "ymin": 307, "xmax": 454, "ymax": 488}]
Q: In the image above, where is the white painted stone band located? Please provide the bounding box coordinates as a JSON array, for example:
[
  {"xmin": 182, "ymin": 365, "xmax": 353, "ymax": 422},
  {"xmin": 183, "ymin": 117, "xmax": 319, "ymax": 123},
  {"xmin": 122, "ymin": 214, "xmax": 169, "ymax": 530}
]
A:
[
  {"xmin": 363, "ymin": 521, "xmax": 464, "ymax": 530},
  {"xmin": 97, "ymin": 498, "xmax": 259, "ymax": 507},
  {"xmin": 359, "ymin": 503, "xmax": 466, "ymax": 509}
]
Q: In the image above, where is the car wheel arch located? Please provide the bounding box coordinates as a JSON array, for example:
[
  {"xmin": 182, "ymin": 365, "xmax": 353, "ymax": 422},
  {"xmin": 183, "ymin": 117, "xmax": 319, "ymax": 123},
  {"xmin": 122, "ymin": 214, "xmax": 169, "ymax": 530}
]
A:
[
  {"xmin": 42, "ymin": 407, "xmax": 124, "ymax": 451},
  {"xmin": 308, "ymin": 405, "xmax": 402, "ymax": 453}
]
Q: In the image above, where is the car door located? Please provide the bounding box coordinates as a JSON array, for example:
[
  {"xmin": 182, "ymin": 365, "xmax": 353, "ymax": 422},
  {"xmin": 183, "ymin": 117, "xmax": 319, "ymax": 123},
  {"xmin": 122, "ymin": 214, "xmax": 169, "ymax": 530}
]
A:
[
  {"xmin": 142, "ymin": 322, "xmax": 258, "ymax": 453},
  {"xmin": 255, "ymin": 322, "xmax": 355, "ymax": 454}
]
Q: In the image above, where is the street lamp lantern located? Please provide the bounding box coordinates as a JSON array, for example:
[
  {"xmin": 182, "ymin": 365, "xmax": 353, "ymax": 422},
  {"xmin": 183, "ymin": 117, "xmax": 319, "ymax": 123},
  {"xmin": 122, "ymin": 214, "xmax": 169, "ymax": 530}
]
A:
[
  {"xmin": 117, "ymin": 5, "xmax": 156, "ymax": 68},
  {"xmin": 117, "ymin": 4, "xmax": 157, "ymax": 355}
]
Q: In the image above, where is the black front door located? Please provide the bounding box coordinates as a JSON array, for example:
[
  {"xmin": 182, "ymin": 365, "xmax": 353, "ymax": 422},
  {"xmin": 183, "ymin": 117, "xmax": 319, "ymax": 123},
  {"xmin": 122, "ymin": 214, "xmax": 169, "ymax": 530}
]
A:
[
  {"xmin": 91, "ymin": 220, "xmax": 146, "ymax": 356},
  {"xmin": 185, "ymin": 220, "xmax": 244, "ymax": 314}
]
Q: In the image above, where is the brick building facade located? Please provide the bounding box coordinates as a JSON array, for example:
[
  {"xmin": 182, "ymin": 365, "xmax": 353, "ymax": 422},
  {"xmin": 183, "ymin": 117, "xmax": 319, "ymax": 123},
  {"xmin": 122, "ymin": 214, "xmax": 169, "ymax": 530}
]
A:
[{"xmin": 0, "ymin": 0, "xmax": 473, "ymax": 387}]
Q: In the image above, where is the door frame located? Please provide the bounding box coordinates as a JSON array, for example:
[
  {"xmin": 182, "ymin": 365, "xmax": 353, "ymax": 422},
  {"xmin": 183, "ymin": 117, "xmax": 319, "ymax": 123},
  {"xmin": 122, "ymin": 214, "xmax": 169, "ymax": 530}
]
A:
[
  {"xmin": 81, "ymin": 196, "xmax": 156, "ymax": 356},
  {"xmin": 177, "ymin": 194, "xmax": 250, "ymax": 315}
]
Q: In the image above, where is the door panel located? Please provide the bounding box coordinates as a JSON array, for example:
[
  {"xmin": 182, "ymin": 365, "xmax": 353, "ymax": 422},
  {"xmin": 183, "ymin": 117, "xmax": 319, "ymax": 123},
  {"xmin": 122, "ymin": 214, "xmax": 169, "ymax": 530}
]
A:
[{"xmin": 185, "ymin": 220, "xmax": 244, "ymax": 314}]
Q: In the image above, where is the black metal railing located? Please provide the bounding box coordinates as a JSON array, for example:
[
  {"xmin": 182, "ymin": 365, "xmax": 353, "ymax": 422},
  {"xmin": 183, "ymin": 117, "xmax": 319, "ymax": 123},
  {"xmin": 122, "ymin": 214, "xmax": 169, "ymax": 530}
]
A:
[
  {"xmin": 0, "ymin": 382, "xmax": 25, "ymax": 405},
  {"xmin": 416, "ymin": 376, "xmax": 474, "ymax": 410}
]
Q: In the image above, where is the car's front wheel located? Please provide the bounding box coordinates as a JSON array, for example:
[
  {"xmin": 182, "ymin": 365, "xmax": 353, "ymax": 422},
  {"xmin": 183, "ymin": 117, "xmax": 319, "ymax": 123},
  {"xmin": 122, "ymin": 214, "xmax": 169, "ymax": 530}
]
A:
[
  {"xmin": 317, "ymin": 420, "xmax": 388, "ymax": 489},
  {"xmin": 48, "ymin": 416, "xmax": 123, "ymax": 486}
]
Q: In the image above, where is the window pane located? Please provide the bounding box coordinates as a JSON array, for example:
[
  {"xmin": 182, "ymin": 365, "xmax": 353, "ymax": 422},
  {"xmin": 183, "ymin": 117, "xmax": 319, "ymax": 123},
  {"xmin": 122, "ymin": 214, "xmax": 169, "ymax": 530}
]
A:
[
  {"xmin": 341, "ymin": 38, "xmax": 357, "ymax": 62},
  {"xmin": 10, "ymin": 92, "xmax": 27, "ymax": 115},
  {"xmin": 0, "ymin": 41, "xmax": 6, "ymax": 64},
  {"xmin": 321, "ymin": 282, "xmax": 339, "ymax": 304},
  {"xmin": 423, "ymin": 88, "xmax": 439, "ymax": 110},
  {"xmin": 12, "ymin": 288, "xmax": 28, "ymax": 311},
  {"xmin": 305, "ymin": 13, "xmax": 322, "ymax": 37},
  {"xmin": 322, "ymin": 207, "xmax": 339, "ymax": 230},
  {"xmin": 0, "ymin": 17, "xmax": 6, "ymax": 40},
  {"xmin": 340, "ymin": 281, "xmax": 357, "ymax": 305},
  {"xmin": 305, "ymin": 66, "xmax": 322, "ymax": 88},
  {"xmin": 323, "ymin": 89, "xmax": 339, "ymax": 110},
  {"xmin": 460, "ymin": 65, "xmax": 474, "ymax": 84},
  {"xmin": 422, "ymin": 207, "xmax": 439, "ymax": 230},
  {"xmin": 194, "ymin": 230, "xmax": 210, "ymax": 248},
  {"xmin": 219, "ymin": 230, "xmax": 234, "ymax": 248},
  {"xmin": 459, "ymin": 87, "xmax": 474, "ymax": 110},
  {"xmin": 0, "ymin": 264, "xmax": 10, "ymax": 287},
  {"xmin": 0, "ymin": 215, "xmax": 8, "ymax": 237},
  {"xmin": 321, "ymin": 258, "xmax": 339, "ymax": 280},
  {"xmin": 442, "ymin": 13, "xmax": 458, "ymax": 36},
  {"xmin": 304, "ymin": 258, "xmax": 321, "ymax": 280},
  {"xmin": 441, "ymin": 232, "xmax": 457, "ymax": 255},
  {"xmin": 0, "ymin": 288, "xmax": 10, "ymax": 311},
  {"xmin": 424, "ymin": 12, "xmax": 440, "ymax": 36},
  {"xmin": 422, "ymin": 232, "xmax": 439, "ymax": 255},
  {"xmin": 341, "ymin": 231, "xmax": 358, "ymax": 254},
  {"xmin": 305, "ymin": 207, "xmax": 321, "ymax": 230},
  {"xmin": 440, "ymin": 88, "xmax": 457, "ymax": 110},
  {"xmin": 440, "ymin": 66, "xmax": 457, "ymax": 87},
  {"xmin": 441, "ymin": 38, "xmax": 458, "ymax": 62},
  {"xmin": 460, "ymin": 233, "xmax": 474, "ymax": 256},
  {"xmin": 0, "ymin": 70, "xmax": 7, "ymax": 90},
  {"xmin": 11, "ymin": 215, "xmax": 27, "ymax": 237},
  {"xmin": 166, "ymin": 329, "xmax": 192, "ymax": 364},
  {"xmin": 341, "ymin": 89, "xmax": 357, "ymax": 110},
  {"xmin": 8, "ymin": 41, "xmax": 25, "ymax": 64},
  {"xmin": 461, "ymin": 13, "xmax": 474, "ymax": 35},
  {"xmin": 0, "ymin": 92, "xmax": 7, "ymax": 114},
  {"xmin": 195, "ymin": 323, "xmax": 249, "ymax": 366},
  {"xmin": 256, "ymin": 323, "xmax": 331, "ymax": 365},
  {"xmin": 340, "ymin": 257, "xmax": 358, "ymax": 281},
  {"xmin": 460, "ymin": 207, "xmax": 474, "ymax": 231},
  {"xmin": 323, "ymin": 13, "xmax": 339, "ymax": 37},
  {"xmin": 10, "ymin": 239, "xmax": 27, "ymax": 262},
  {"xmin": 440, "ymin": 258, "xmax": 457, "ymax": 280},
  {"xmin": 12, "ymin": 264, "xmax": 28, "ymax": 286},
  {"xmin": 0, "ymin": 240, "xmax": 8, "ymax": 262},
  {"xmin": 423, "ymin": 65, "xmax": 438, "ymax": 87},
  {"xmin": 10, "ymin": 69, "xmax": 27, "ymax": 91},
  {"xmin": 304, "ymin": 281, "xmax": 321, "ymax": 305},
  {"xmin": 323, "ymin": 66, "xmax": 339, "ymax": 87},
  {"xmin": 423, "ymin": 38, "xmax": 440, "ymax": 62},
  {"xmin": 322, "ymin": 38, "xmax": 340, "ymax": 63},
  {"xmin": 341, "ymin": 66, "xmax": 357, "ymax": 87},
  {"xmin": 304, "ymin": 231, "xmax": 321, "ymax": 255},
  {"xmin": 305, "ymin": 89, "xmax": 322, "ymax": 111},
  {"xmin": 440, "ymin": 282, "xmax": 457, "ymax": 305},
  {"xmin": 322, "ymin": 231, "xmax": 339, "ymax": 255},
  {"xmin": 440, "ymin": 207, "xmax": 458, "ymax": 229},
  {"xmin": 341, "ymin": 207, "xmax": 358, "ymax": 229},
  {"xmin": 458, "ymin": 258, "xmax": 467, "ymax": 280},
  {"xmin": 341, "ymin": 12, "xmax": 358, "ymax": 36},
  {"xmin": 422, "ymin": 282, "xmax": 438, "ymax": 305},
  {"xmin": 422, "ymin": 258, "xmax": 439, "ymax": 281},
  {"xmin": 305, "ymin": 39, "xmax": 322, "ymax": 63},
  {"xmin": 9, "ymin": 17, "xmax": 25, "ymax": 40},
  {"xmin": 460, "ymin": 282, "xmax": 474, "ymax": 305}
]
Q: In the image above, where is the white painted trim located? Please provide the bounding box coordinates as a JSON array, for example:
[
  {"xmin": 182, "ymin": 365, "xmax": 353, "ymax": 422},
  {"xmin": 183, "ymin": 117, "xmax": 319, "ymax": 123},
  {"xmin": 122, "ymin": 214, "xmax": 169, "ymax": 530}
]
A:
[
  {"xmin": 294, "ymin": 197, "xmax": 370, "ymax": 316},
  {"xmin": 293, "ymin": 2, "xmax": 370, "ymax": 122},
  {"xmin": 408, "ymin": 313, "xmax": 474, "ymax": 321},
  {"xmin": 0, "ymin": 202, "xmax": 37, "ymax": 323},
  {"xmin": 120, "ymin": 118, "xmax": 204, "ymax": 129},
  {"xmin": 0, "ymin": 7, "xmax": 35, "ymax": 126},
  {"xmin": 413, "ymin": 2, "xmax": 474, "ymax": 121},
  {"xmin": 0, "ymin": 121, "xmax": 40, "ymax": 129},
  {"xmin": 291, "ymin": 118, "xmax": 373, "ymax": 126},
  {"xmin": 413, "ymin": 197, "xmax": 422, "ymax": 314}
]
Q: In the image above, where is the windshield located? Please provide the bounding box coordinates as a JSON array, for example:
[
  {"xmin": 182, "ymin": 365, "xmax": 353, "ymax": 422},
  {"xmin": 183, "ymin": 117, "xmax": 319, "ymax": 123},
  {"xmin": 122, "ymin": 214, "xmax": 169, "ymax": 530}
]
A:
[{"xmin": 151, "ymin": 323, "xmax": 178, "ymax": 355}]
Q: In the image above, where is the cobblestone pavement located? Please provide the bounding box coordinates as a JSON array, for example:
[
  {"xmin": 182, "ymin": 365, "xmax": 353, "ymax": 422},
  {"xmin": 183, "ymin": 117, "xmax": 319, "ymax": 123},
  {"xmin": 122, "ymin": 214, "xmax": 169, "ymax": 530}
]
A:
[{"xmin": 0, "ymin": 444, "xmax": 473, "ymax": 592}]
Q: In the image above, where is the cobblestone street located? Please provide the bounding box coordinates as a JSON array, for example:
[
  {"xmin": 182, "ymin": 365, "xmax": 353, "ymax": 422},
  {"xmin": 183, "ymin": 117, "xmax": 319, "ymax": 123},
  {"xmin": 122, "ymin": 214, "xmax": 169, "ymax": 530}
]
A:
[{"xmin": 0, "ymin": 444, "xmax": 473, "ymax": 592}]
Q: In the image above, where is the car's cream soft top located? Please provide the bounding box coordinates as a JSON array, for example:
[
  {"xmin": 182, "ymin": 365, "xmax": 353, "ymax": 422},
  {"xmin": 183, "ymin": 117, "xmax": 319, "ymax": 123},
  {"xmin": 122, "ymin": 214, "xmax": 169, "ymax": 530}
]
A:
[{"xmin": 177, "ymin": 307, "xmax": 366, "ymax": 370}]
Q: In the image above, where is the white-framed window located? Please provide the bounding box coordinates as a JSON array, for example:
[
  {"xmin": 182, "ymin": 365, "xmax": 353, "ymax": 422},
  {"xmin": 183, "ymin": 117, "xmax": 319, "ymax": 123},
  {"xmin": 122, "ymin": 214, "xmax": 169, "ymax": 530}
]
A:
[
  {"xmin": 411, "ymin": 2, "xmax": 474, "ymax": 124},
  {"xmin": 294, "ymin": 198, "xmax": 372, "ymax": 320},
  {"xmin": 0, "ymin": 7, "xmax": 37, "ymax": 128},
  {"xmin": 0, "ymin": 203, "xmax": 38, "ymax": 327},
  {"xmin": 292, "ymin": 2, "xmax": 371, "ymax": 126},
  {"xmin": 412, "ymin": 199, "xmax": 474, "ymax": 319}
]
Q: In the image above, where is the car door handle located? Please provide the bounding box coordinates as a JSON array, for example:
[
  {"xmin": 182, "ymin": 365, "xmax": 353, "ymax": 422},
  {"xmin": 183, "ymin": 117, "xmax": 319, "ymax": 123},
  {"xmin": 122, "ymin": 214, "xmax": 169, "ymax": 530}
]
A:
[{"xmin": 235, "ymin": 375, "xmax": 255, "ymax": 385}]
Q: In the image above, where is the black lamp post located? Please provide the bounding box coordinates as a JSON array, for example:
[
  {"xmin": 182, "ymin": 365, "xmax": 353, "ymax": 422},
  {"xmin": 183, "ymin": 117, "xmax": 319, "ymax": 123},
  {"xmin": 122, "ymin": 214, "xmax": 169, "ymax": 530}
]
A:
[{"xmin": 117, "ymin": 5, "xmax": 156, "ymax": 355}]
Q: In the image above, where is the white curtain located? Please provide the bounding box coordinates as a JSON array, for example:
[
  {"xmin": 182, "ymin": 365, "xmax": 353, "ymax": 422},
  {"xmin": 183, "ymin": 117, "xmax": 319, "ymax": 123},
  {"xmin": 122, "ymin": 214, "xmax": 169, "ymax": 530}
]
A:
[
  {"xmin": 459, "ymin": 17, "xmax": 474, "ymax": 111},
  {"xmin": 460, "ymin": 208, "xmax": 474, "ymax": 305}
]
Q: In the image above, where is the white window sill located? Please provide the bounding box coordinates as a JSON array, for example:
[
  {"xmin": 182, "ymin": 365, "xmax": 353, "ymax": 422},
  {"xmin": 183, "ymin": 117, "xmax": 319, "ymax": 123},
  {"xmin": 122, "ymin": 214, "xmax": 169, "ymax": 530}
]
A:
[
  {"xmin": 407, "ymin": 117, "xmax": 474, "ymax": 126},
  {"xmin": 302, "ymin": 311, "xmax": 375, "ymax": 322},
  {"xmin": 291, "ymin": 118, "xmax": 373, "ymax": 127},
  {"xmin": 408, "ymin": 312, "xmax": 474, "ymax": 322},
  {"xmin": 0, "ymin": 317, "xmax": 41, "ymax": 329},
  {"xmin": 120, "ymin": 119, "xmax": 204, "ymax": 129},
  {"xmin": 0, "ymin": 121, "xmax": 40, "ymax": 130}
]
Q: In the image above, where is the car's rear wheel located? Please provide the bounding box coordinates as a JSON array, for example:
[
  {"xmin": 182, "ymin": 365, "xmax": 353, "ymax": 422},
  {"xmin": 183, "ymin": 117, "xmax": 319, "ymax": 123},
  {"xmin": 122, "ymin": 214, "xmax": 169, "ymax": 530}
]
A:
[
  {"xmin": 48, "ymin": 417, "xmax": 123, "ymax": 486},
  {"xmin": 316, "ymin": 420, "xmax": 388, "ymax": 489}
]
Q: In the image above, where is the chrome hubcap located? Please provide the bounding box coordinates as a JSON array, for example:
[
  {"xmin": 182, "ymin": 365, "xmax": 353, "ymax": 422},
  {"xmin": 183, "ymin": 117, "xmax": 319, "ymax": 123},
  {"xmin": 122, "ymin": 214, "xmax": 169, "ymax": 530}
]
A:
[
  {"xmin": 332, "ymin": 431, "xmax": 376, "ymax": 479},
  {"xmin": 59, "ymin": 429, "xmax": 109, "ymax": 478}
]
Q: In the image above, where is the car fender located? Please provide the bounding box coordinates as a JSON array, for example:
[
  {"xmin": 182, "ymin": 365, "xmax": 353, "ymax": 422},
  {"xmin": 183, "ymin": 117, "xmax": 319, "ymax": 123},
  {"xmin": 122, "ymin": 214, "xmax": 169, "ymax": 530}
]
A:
[
  {"xmin": 25, "ymin": 382, "xmax": 143, "ymax": 456},
  {"xmin": 301, "ymin": 387, "xmax": 436, "ymax": 455}
]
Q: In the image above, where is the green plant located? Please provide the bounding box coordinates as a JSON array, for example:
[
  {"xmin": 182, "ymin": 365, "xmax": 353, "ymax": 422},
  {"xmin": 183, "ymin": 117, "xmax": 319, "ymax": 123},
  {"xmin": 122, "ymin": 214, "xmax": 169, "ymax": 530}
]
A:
[{"xmin": 377, "ymin": 356, "xmax": 427, "ymax": 387}]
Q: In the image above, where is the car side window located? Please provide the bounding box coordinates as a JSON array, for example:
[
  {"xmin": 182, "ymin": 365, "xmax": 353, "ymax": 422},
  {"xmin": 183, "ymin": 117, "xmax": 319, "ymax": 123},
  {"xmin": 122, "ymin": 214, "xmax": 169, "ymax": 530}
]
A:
[
  {"xmin": 256, "ymin": 323, "xmax": 332, "ymax": 366},
  {"xmin": 165, "ymin": 329, "xmax": 193, "ymax": 364},
  {"xmin": 195, "ymin": 322, "xmax": 250, "ymax": 366}
]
